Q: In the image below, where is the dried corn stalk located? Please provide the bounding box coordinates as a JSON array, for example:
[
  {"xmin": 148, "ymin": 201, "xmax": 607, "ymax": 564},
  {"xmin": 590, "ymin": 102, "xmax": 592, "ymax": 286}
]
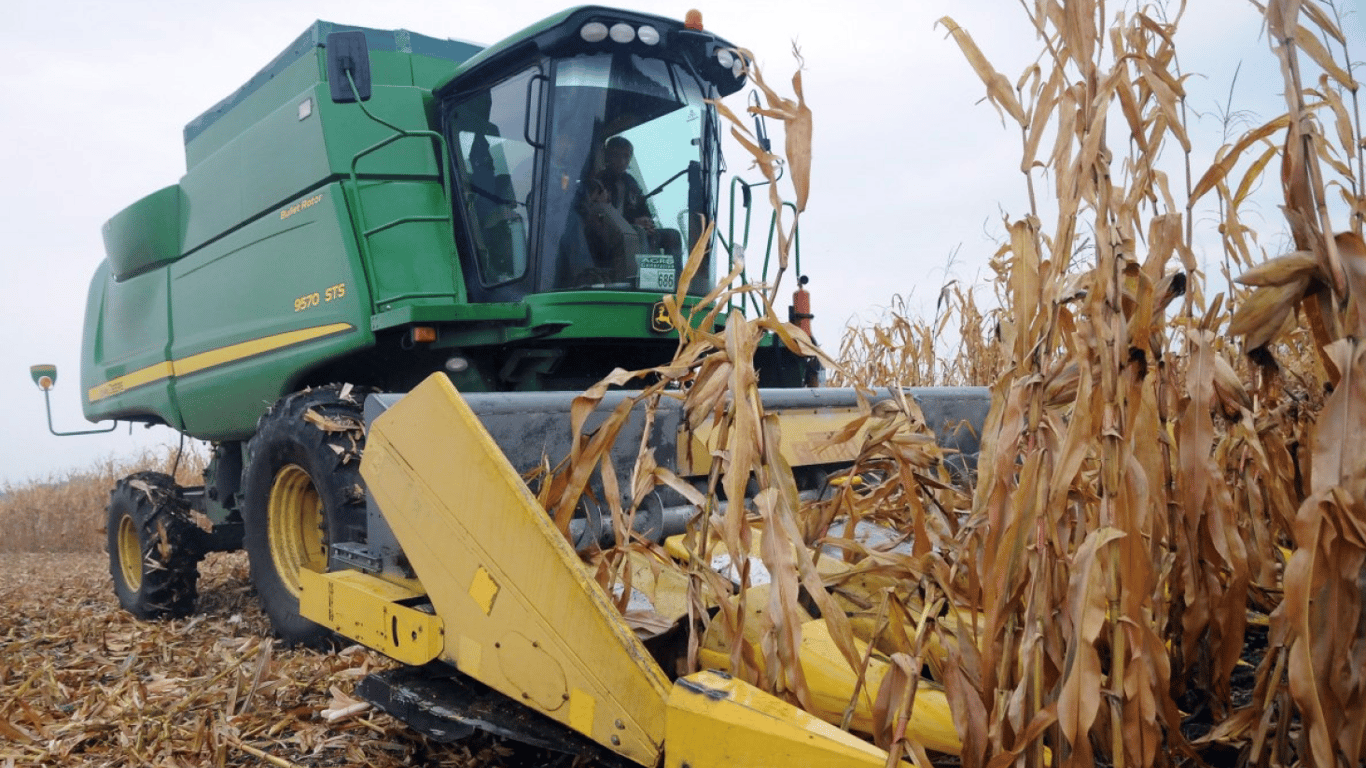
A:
[{"xmin": 931, "ymin": 0, "xmax": 1364, "ymax": 766}]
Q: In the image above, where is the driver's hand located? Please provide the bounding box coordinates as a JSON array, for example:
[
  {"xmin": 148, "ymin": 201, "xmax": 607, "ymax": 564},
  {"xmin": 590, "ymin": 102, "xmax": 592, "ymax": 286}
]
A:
[{"xmin": 634, "ymin": 216, "xmax": 656, "ymax": 232}]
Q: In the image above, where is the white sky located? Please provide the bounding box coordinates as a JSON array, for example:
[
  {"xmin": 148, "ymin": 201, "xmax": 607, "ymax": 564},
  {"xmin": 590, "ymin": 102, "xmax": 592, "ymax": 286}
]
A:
[{"xmin": 1, "ymin": 0, "xmax": 1340, "ymax": 486}]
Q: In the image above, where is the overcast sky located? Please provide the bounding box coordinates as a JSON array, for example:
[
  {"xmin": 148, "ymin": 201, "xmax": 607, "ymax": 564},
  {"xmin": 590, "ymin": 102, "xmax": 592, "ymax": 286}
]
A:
[{"xmin": 1, "ymin": 0, "xmax": 1336, "ymax": 486}]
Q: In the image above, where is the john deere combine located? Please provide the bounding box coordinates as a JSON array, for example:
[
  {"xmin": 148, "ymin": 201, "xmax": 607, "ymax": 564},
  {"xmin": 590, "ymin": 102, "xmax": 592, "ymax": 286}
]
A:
[{"xmin": 34, "ymin": 7, "xmax": 990, "ymax": 765}]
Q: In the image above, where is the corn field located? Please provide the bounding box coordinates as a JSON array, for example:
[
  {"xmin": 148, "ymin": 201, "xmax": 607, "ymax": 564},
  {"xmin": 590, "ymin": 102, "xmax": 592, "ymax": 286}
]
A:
[
  {"xmin": 553, "ymin": 0, "xmax": 1366, "ymax": 766},
  {"xmin": 0, "ymin": 445, "xmax": 205, "ymax": 553}
]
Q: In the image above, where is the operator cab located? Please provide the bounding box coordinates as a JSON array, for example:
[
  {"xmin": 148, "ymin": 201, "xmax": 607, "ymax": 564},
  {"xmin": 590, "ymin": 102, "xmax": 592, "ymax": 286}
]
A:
[{"xmin": 436, "ymin": 7, "xmax": 745, "ymax": 304}]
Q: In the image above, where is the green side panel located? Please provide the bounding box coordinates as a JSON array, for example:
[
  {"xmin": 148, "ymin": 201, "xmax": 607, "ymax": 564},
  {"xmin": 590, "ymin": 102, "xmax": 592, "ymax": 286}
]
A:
[
  {"xmin": 185, "ymin": 50, "xmax": 325, "ymax": 170},
  {"xmin": 353, "ymin": 179, "xmax": 462, "ymax": 308},
  {"xmin": 179, "ymin": 79, "xmax": 329, "ymax": 254},
  {"xmin": 80, "ymin": 261, "xmax": 181, "ymax": 427},
  {"xmin": 317, "ymin": 79, "xmax": 444, "ymax": 180},
  {"xmin": 101, "ymin": 185, "xmax": 184, "ymax": 280},
  {"xmin": 523, "ymin": 292, "xmax": 674, "ymax": 341},
  {"xmin": 168, "ymin": 183, "xmax": 374, "ymax": 441},
  {"xmin": 184, "ymin": 22, "xmax": 482, "ymax": 168},
  {"xmin": 314, "ymin": 81, "xmax": 442, "ymax": 180},
  {"xmin": 365, "ymin": 47, "xmax": 416, "ymax": 89},
  {"xmin": 180, "ymin": 80, "xmax": 441, "ymax": 257}
]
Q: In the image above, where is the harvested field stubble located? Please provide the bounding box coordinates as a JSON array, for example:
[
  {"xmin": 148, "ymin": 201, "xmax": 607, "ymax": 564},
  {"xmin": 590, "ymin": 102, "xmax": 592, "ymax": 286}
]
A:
[{"xmin": 0, "ymin": 553, "xmax": 546, "ymax": 767}]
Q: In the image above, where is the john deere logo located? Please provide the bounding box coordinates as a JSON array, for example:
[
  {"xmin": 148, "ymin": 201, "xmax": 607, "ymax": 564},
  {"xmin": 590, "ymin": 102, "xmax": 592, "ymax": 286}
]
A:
[{"xmin": 650, "ymin": 301, "xmax": 672, "ymax": 334}]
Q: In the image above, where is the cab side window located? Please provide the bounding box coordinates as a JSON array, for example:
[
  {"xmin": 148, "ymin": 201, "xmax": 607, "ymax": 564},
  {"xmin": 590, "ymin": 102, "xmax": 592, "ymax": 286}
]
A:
[{"xmin": 450, "ymin": 68, "xmax": 540, "ymax": 286}]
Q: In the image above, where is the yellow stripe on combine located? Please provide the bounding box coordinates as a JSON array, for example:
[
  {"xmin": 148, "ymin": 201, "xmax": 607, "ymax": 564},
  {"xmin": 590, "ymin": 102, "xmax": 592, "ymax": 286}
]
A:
[
  {"xmin": 87, "ymin": 322, "xmax": 353, "ymax": 403},
  {"xmin": 171, "ymin": 322, "xmax": 353, "ymax": 376},
  {"xmin": 86, "ymin": 362, "xmax": 176, "ymax": 403}
]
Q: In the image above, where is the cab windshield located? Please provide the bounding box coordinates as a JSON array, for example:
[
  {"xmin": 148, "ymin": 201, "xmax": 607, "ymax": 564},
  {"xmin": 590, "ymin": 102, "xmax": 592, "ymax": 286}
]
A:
[{"xmin": 540, "ymin": 53, "xmax": 716, "ymax": 296}]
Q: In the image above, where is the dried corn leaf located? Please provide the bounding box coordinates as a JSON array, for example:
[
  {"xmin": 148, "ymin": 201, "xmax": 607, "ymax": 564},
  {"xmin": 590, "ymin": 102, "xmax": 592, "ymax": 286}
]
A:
[{"xmin": 937, "ymin": 18, "xmax": 1027, "ymax": 127}]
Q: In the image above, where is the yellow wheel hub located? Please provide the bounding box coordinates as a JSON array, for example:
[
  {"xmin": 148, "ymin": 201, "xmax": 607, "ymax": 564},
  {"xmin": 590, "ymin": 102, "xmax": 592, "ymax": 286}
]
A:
[
  {"xmin": 116, "ymin": 513, "xmax": 142, "ymax": 592},
  {"xmin": 267, "ymin": 464, "xmax": 327, "ymax": 597}
]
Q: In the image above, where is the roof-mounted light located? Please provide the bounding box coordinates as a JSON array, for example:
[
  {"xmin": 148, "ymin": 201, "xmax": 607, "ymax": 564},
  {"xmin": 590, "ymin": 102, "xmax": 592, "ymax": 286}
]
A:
[
  {"xmin": 716, "ymin": 49, "xmax": 735, "ymax": 69},
  {"xmin": 580, "ymin": 22, "xmax": 608, "ymax": 43},
  {"xmin": 732, "ymin": 57, "xmax": 744, "ymax": 78},
  {"xmin": 638, "ymin": 25, "xmax": 660, "ymax": 45},
  {"xmin": 609, "ymin": 23, "xmax": 635, "ymax": 43}
]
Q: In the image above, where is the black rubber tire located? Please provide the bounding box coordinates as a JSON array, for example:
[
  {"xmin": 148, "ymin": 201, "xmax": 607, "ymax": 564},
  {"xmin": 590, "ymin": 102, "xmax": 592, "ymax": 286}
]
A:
[
  {"xmin": 242, "ymin": 384, "xmax": 370, "ymax": 646},
  {"xmin": 106, "ymin": 471, "xmax": 202, "ymax": 620}
]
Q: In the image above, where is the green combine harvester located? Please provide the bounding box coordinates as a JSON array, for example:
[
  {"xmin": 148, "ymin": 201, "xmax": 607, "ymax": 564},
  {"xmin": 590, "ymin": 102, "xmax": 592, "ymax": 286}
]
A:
[{"xmin": 33, "ymin": 7, "xmax": 991, "ymax": 765}]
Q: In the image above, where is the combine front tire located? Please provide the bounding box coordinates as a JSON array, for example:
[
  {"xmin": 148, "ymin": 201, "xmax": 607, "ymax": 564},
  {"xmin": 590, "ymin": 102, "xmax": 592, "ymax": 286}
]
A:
[
  {"xmin": 106, "ymin": 471, "xmax": 202, "ymax": 619},
  {"xmin": 242, "ymin": 385, "xmax": 369, "ymax": 646}
]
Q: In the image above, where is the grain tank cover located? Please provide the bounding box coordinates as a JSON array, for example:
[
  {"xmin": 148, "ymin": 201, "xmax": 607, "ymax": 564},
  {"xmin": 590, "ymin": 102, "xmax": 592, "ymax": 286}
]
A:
[{"xmin": 182, "ymin": 21, "xmax": 483, "ymax": 168}]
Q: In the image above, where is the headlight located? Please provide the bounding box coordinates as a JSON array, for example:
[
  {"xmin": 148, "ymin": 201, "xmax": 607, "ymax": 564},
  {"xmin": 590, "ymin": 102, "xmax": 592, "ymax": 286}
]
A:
[
  {"xmin": 716, "ymin": 49, "xmax": 735, "ymax": 69},
  {"xmin": 732, "ymin": 57, "xmax": 744, "ymax": 77},
  {"xmin": 638, "ymin": 25, "xmax": 660, "ymax": 45},
  {"xmin": 580, "ymin": 22, "xmax": 608, "ymax": 43},
  {"xmin": 609, "ymin": 23, "xmax": 635, "ymax": 43}
]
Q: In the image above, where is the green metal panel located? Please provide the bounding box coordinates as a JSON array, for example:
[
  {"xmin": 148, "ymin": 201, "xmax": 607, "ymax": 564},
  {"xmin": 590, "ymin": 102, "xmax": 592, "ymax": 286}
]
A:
[
  {"xmin": 168, "ymin": 183, "xmax": 373, "ymax": 440},
  {"xmin": 317, "ymin": 79, "xmax": 444, "ymax": 176},
  {"xmin": 181, "ymin": 80, "xmax": 439, "ymax": 257},
  {"xmin": 409, "ymin": 54, "xmax": 465, "ymax": 92},
  {"xmin": 80, "ymin": 261, "xmax": 181, "ymax": 428},
  {"xmin": 443, "ymin": 7, "xmax": 579, "ymax": 81},
  {"xmin": 523, "ymin": 291, "xmax": 679, "ymax": 340},
  {"xmin": 102, "ymin": 185, "xmax": 183, "ymax": 280},
  {"xmin": 370, "ymin": 301, "xmax": 527, "ymax": 332},
  {"xmin": 185, "ymin": 22, "xmax": 482, "ymax": 168},
  {"xmin": 179, "ymin": 79, "xmax": 329, "ymax": 254},
  {"xmin": 185, "ymin": 49, "xmax": 325, "ymax": 170},
  {"xmin": 353, "ymin": 178, "xmax": 462, "ymax": 308}
]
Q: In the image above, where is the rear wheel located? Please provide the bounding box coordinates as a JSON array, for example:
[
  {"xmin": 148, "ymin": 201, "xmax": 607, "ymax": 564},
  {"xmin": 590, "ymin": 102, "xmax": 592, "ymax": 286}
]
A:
[
  {"xmin": 106, "ymin": 471, "xmax": 202, "ymax": 619},
  {"xmin": 243, "ymin": 385, "xmax": 369, "ymax": 646}
]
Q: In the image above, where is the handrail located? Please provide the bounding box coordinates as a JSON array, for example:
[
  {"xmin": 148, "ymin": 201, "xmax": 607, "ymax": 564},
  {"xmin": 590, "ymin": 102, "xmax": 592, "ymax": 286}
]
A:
[
  {"xmin": 343, "ymin": 72, "xmax": 456, "ymax": 290},
  {"xmin": 723, "ymin": 175, "xmax": 800, "ymax": 319},
  {"xmin": 759, "ymin": 200, "xmax": 802, "ymax": 286}
]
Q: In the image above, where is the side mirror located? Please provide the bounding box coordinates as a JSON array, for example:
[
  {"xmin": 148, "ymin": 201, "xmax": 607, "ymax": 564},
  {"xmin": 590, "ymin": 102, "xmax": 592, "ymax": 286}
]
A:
[
  {"xmin": 30, "ymin": 364, "xmax": 56, "ymax": 391},
  {"xmin": 326, "ymin": 31, "xmax": 372, "ymax": 103}
]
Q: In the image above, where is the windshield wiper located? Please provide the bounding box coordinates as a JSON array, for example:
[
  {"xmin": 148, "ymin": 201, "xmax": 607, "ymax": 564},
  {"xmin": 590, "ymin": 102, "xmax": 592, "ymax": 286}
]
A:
[{"xmin": 645, "ymin": 166, "xmax": 690, "ymax": 199}]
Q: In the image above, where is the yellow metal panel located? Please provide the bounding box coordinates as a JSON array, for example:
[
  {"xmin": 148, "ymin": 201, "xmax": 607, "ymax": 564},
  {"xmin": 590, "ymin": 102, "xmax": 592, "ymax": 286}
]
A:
[
  {"xmin": 468, "ymin": 566, "xmax": 500, "ymax": 615},
  {"xmin": 679, "ymin": 407, "xmax": 866, "ymax": 476},
  {"xmin": 362, "ymin": 373, "xmax": 670, "ymax": 766},
  {"xmin": 569, "ymin": 689, "xmax": 596, "ymax": 734},
  {"xmin": 298, "ymin": 568, "xmax": 443, "ymax": 666},
  {"xmin": 459, "ymin": 635, "xmax": 482, "ymax": 676},
  {"xmin": 624, "ymin": 549, "xmax": 692, "ymax": 625},
  {"xmin": 696, "ymin": 618, "xmax": 961, "ymax": 756},
  {"xmin": 665, "ymin": 670, "xmax": 892, "ymax": 768}
]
